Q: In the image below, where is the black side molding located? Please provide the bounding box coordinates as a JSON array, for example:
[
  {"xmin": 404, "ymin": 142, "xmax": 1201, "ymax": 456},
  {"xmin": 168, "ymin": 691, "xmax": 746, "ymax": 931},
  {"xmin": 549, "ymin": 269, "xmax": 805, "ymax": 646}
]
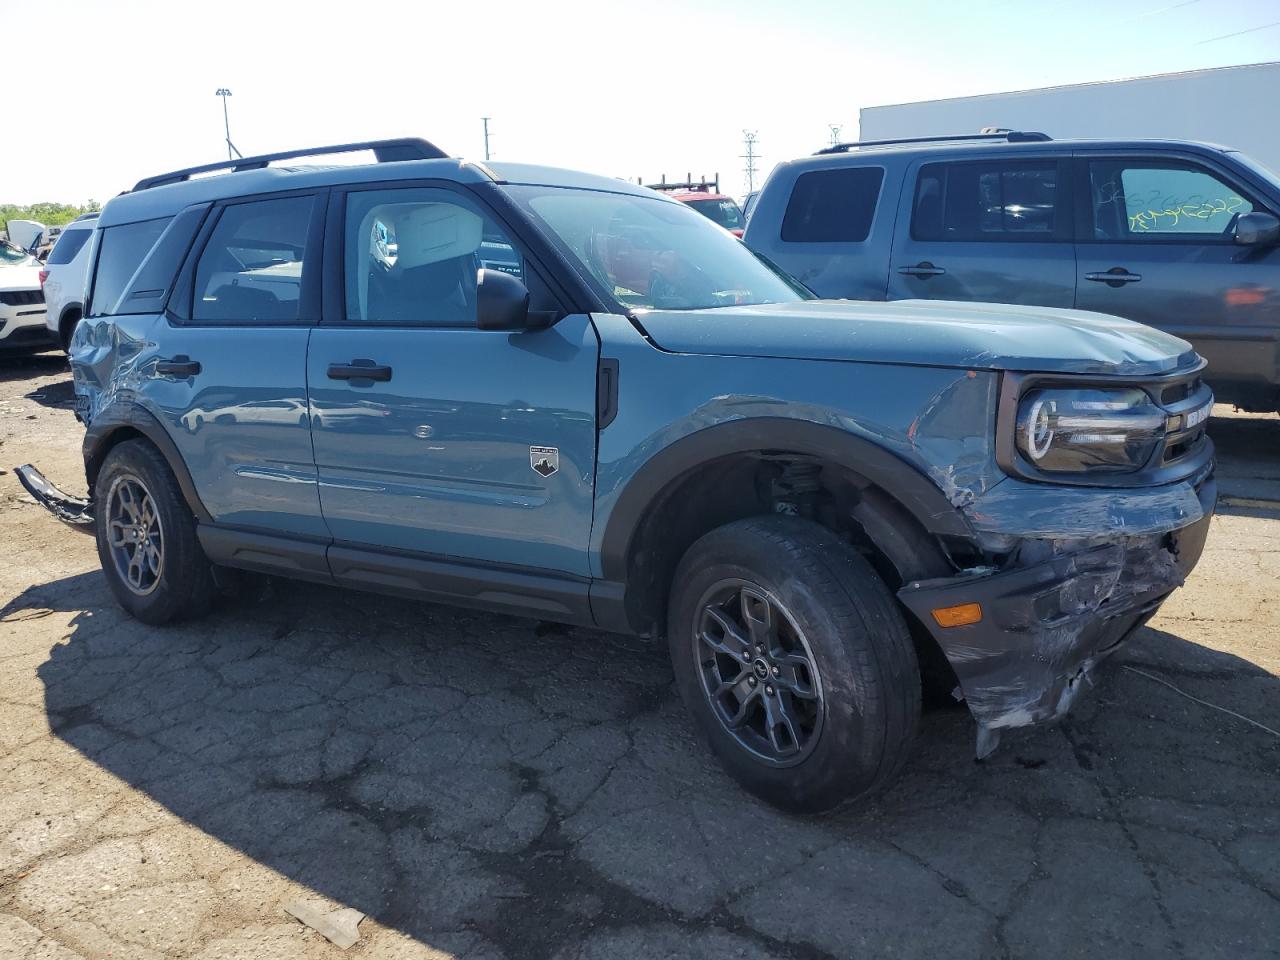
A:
[{"xmin": 193, "ymin": 524, "xmax": 599, "ymax": 629}]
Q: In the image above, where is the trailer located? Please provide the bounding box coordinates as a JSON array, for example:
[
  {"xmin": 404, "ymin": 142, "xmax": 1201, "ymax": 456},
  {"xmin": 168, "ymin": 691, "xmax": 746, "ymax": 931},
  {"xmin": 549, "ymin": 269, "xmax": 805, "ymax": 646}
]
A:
[{"xmin": 860, "ymin": 61, "xmax": 1280, "ymax": 174}]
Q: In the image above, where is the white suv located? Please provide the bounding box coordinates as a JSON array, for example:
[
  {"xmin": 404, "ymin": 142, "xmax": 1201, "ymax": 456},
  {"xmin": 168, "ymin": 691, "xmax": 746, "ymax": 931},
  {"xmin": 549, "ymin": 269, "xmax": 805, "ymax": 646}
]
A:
[
  {"xmin": 42, "ymin": 213, "xmax": 98, "ymax": 351},
  {"xmin": 0, "ymin": 239, "xmax": 55, "ymax": 355}
]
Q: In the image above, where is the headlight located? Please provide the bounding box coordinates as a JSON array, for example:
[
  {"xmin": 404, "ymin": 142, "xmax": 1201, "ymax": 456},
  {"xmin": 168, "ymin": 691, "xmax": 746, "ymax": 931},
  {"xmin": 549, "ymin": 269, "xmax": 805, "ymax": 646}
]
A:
[{"xmin": 1015, "ymin": 388, "xmax": 1165, "ymax": 473}]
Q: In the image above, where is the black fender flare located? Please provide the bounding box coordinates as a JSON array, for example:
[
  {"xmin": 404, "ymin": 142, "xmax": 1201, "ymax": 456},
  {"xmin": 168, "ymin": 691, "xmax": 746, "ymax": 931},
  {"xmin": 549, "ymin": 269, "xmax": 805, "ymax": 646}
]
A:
[
  {"xmin": 83, "ymin": 402, "xmax": 212, "ymax": 523},
  {"xmin": 598, "ymin": 417, "xmax": 975, "ymax": 582}
]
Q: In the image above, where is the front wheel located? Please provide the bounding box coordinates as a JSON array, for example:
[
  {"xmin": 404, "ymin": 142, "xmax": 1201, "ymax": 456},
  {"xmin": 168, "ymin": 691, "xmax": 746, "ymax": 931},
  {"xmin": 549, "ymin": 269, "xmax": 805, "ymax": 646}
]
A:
[
  {"xmin": 668, "ymin": 516, "xmax": 921, "ymax": 813},
  {"xmin": 94, "ymin": 439, "xmax": 213, "ymax": 624}
]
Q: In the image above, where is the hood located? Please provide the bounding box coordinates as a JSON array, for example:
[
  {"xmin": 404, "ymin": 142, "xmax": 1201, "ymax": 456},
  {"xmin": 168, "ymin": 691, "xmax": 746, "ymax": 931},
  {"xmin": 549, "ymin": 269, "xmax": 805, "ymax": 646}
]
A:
[
  {"xmin": 633, "ymin": 299, "xmax": 1197, "ymax": 376},
  {"xmin": 0, "ymin": 264, "xmax": 43, "ymax": 293}
]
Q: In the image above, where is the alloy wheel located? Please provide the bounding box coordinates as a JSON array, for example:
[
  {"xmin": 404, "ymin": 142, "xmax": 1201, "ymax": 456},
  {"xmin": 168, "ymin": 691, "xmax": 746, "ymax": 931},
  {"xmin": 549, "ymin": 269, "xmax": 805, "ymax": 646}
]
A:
[
  {"xmin": 105, "ymin": 474, "xmax": 165, "ymax": 596},
  {"xmin": 693, "ymin": 579, "xmax": 824, "ymax": 766}
]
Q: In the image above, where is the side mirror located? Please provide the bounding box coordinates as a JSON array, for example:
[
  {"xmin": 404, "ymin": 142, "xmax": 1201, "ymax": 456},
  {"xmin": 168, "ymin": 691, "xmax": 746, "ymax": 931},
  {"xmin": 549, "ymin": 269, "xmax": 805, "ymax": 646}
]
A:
[
  {"xmin": 1233, "ymin": 211, "xmax": 1280, "ymax": 247},
  {"xmin": 476, "ymin": 268, "xmax": 532, "ymax": 331}
]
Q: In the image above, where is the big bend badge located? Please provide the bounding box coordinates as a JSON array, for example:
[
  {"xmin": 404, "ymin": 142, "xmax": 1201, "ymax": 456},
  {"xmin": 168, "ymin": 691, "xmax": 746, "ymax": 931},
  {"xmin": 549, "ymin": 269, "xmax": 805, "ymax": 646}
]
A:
[{"xmin": 530, "ymin": 446, "xmax": 559, "ymax": 478}]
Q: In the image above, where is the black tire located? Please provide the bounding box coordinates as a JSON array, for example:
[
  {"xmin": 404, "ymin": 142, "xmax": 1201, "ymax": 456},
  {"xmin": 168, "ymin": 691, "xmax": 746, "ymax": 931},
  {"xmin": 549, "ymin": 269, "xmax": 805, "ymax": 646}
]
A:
[
  {"xmin": 60, "ymin": 311, "xmax": 81, "ymax": 354},
  {"xmin": 94, "ymin": 439, "xmax": 214, "ymax": 625},
  {"xmin": 668, "ymin": 516, "xmax": 920, "ymax": 813}
]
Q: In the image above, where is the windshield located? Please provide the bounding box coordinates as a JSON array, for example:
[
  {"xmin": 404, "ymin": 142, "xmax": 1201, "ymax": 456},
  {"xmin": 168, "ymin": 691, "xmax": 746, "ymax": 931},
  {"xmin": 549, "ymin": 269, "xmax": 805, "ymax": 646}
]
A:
[
  {"xmin": 0, "ymin": 239, "xmax": 31, "ymax": 266},
  {"xmin": 686, "ymin": 198, "xmax": 745, "ymax": 230},
  {"xmin": 505, "ymin": 185, "xmax": 808, "ymax": 311}
]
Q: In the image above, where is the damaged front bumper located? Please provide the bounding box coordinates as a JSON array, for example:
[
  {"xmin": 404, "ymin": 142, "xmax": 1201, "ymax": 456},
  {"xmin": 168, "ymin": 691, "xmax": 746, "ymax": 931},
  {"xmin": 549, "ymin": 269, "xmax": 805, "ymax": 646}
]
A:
[
  {"xmin": 13, "ymin": 464, "xmax": 95, "ymax": 531},
  {"xmin": 899, "ymin": 475, "xmax": 1215, "ymax": 757}
]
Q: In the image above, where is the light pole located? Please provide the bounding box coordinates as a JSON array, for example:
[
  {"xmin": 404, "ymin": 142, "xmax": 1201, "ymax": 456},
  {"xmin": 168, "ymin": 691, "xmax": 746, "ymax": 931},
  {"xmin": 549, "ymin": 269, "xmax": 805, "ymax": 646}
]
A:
[
  {"xmin": 216, "ymin": 88, "xmax": 241, "ymax": 160},
  {"xmin": 482, "ymin": 117, "xmax": 492, "ymax": 161}
]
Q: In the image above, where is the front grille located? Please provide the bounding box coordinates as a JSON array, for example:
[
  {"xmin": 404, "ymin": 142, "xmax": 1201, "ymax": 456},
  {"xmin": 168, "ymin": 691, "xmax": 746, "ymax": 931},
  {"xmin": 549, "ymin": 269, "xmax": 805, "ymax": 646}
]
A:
[
  {"xmin": 1156, "ymin": 373, "xmax": 1213, "ymax": 468},
  {"xmin": 1162, "ymin": 428, "xmax": 1207, "ymax": 465},
  {"xmin": 1160, "ymin": 377, "xmax": 1201, "ymax": 405},
  {"xmin": 0, "ymin": 289, "xmax": 44, "ymax": 306}
]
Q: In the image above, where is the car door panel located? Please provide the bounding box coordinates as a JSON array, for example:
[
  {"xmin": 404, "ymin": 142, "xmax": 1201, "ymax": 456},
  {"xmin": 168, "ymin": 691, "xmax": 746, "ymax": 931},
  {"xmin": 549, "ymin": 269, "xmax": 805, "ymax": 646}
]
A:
[
  {"xmin": 1073, "ymin": 153, "xmax": 1280, "ymax": 399},
  {"xmin": 307, "ymin": 317, "xmax": 598, "ymax": 575},
  {"xmin": 151, "ymin": 325, "xmax": 323, "ymax": 537},
  {"xmin": 887, "ymin": 156, "xmax": 1076, "ymax": 308}
]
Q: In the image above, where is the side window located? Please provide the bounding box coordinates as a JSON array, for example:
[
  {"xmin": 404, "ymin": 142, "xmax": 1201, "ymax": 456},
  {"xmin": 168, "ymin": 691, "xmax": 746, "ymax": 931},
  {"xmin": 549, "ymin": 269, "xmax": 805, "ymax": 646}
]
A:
[
  {"xmin": 913, "ymin": 160, "xmax": 1061, "ymax": 241},
  {"xmin": 1088, "ymin": 160, "xmax": 1254, "ymax": 241},
  {"xmin": 88, "ymin": 217, "xmax": 172, "ymax": 316},
  {"xmin": 193, "ymin": 195, "xmax": 314, "ymax": 323},
  {"xmin": 344, "ymin": 187, "xmax": 525, "ymax": 326},
  {"xmin": 782, "ymin": 167, "xmax": 883, "ymax": 242},
  {"xmin": 47, "ymin": 228, "xmax": 92, "ymax": 265}
]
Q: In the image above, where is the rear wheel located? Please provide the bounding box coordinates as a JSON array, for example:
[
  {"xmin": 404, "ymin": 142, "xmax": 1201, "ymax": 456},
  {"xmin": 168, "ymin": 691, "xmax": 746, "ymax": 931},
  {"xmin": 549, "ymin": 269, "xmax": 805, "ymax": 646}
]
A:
[
  {"xmin": 59, "ymin": 310, "xmax": 80, "ymax": 354},
  {"xmin": 94, "ymin": 440, "xmax": 213, "ymax": 624},
  {"xmin": 668, "ymin": 516, "xmax": 920, "ymax": 813}
]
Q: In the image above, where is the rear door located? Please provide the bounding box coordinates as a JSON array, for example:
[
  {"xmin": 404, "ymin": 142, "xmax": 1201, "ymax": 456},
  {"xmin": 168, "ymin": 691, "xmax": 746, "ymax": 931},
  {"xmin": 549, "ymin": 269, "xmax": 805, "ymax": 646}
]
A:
[
  {"xmin": 145, "ymin": 191, "xmax": 328, "ymax": 538},
  {"xmin": 887, "ymin": 155, "xmax": 1076, "ymax": 307},
  {"xmin": 307, "ymin": 182, "xmax": 599, "ymax": 577},
  {"xmin": 1073, "ymin": 152, "xmax": 1280, "ymax": 400}
]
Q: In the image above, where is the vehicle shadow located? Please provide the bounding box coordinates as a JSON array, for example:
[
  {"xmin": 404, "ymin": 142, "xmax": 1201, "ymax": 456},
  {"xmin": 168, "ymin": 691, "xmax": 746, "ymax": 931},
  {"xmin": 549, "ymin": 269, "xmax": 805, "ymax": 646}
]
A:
[
  {"xmin": 18, "ymin": 570, "xmax": 1280, "ymax": 957},
  {"xmin": 21, "ymin": 377, "xmax": 76, "ymax": 409},
  {"xmin": 1210, "ymin": 408, "xmax": 1280, "ymax": 505},
  {"xmin": 0, "ymin": 352, "xmax": 65, "ymax": 385}
]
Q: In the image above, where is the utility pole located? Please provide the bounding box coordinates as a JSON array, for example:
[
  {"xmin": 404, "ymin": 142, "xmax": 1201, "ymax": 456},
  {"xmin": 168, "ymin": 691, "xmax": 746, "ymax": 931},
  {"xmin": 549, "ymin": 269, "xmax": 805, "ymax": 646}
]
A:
[
  {"xmin": 828, "ymin": 124, "xmax": 843, "ymax": 148},
  {"xmin": 216, "ymin": 88, "xmax": 242, "ymax": 160},
  {"xmin": 741, "ymin": 130, "xmax": 759, "ymax": 193},
  {"xmin": 482, "ymin": 117, "xmax": 492, "ymax": 161}
]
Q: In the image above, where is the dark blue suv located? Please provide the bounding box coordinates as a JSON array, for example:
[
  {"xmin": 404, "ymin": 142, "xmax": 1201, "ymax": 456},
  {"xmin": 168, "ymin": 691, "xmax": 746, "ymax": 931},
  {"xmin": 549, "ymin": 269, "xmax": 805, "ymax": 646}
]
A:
[
  {"xmin": 745, "ymin": 130, "xmax": 1280, "ymax": 412},
  {"xmin": 19, "ymin": 138, "xmax": 1215, "ymax": 812}
]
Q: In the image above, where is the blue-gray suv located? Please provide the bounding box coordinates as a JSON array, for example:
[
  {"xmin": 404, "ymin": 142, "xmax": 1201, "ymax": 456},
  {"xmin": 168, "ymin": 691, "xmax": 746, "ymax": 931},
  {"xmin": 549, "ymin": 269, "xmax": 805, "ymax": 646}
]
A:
[
  {"xmin": 745, "ymin": 130, "xmax": 1280, "ymax": 412},
  {"xmin": 19, "ymin": 138, "xmax": 1216, "ymax": 812}
]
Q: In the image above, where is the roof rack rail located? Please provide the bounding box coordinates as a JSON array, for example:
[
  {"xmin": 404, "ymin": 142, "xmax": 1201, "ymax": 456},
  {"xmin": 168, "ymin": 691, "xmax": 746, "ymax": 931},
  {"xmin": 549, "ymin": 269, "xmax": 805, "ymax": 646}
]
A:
[
  {"xmin": 814, "ymin": 130, "xmax": 1051, "ymax": 155},
  {"xmin": 132, "ymin": 137, "xmax": 450, "ymax": 192}
]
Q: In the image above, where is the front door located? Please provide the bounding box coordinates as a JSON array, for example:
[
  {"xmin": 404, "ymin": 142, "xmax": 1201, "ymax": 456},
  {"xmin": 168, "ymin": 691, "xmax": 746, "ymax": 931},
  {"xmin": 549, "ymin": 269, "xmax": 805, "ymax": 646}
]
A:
[
  {"xmin": 1074, "ymin": 154, "xmax": 1280, "ymax": 400},
  {"xmin": 887, "ymin": 156, "xmax": 1076, "ymax": 307},
  {"xmin": 307, "ymin": 184, "xmax": 599, "ymax": 577}
]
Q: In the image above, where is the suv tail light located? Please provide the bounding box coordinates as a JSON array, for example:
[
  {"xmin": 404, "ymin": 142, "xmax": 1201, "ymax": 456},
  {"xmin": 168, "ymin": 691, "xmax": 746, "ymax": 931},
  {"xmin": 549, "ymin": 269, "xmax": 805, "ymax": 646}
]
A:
[{"xmin": 38, "ymin": 269, "xmax": 49, "ymax": 287}]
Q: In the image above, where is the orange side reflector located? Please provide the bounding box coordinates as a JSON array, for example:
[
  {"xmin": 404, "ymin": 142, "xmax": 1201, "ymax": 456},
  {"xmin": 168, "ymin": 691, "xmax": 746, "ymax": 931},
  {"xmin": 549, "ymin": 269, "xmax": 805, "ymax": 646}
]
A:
[{"xmin": 931, "ymin": 602, "xmax": 983, "ymax": 628}]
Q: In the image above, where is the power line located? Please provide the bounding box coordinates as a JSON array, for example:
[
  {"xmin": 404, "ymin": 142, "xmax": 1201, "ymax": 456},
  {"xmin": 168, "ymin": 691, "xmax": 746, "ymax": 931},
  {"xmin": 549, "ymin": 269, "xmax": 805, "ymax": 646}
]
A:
[
  {"xmin": 827, "ymin": 124, "xmax": 843, "ymax": 148},
  {"xmin": 741, "ymin": 130, "xmax": 759, "ymax": 193},
  {"xmin": 1196, "ymin": 19, "xmax": 1280, "ymax": 44}
]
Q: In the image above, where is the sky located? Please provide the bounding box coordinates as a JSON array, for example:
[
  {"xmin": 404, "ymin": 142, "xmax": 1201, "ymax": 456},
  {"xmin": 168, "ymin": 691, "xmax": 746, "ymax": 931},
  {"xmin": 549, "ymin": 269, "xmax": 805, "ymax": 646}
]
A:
[{"xmin": 2, "ymin": 0, "xmax": 1279, "ymax": 205}]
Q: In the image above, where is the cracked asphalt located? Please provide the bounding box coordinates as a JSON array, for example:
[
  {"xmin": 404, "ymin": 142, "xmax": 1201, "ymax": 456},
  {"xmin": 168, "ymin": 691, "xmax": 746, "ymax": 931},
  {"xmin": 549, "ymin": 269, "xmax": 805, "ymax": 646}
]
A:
[{"xmin": 1, "ymin": 353, "xmax": 1277, "ymax": 960}]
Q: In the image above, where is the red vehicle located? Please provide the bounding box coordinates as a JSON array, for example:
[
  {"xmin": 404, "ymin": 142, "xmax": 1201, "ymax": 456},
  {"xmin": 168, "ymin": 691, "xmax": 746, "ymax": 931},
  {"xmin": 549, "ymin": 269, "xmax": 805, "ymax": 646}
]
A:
[{"xmin": 644, "ymin": 177, "xmax": 746, "ymax": 237}]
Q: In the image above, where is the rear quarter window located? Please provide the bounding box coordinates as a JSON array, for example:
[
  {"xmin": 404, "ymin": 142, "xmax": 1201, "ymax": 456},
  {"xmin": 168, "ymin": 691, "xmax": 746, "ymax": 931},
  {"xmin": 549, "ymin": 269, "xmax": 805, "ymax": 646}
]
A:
[
  {"xmin": 47, "ymin": 228, "xmax": 92, "ymax": 265},
  {"xmin": 88, "ymin": 217, "xmax": 173, "ymax": 316},
  {"xmin": 781, "ymin": 167, "xmax": 884, "ymax": 243}
]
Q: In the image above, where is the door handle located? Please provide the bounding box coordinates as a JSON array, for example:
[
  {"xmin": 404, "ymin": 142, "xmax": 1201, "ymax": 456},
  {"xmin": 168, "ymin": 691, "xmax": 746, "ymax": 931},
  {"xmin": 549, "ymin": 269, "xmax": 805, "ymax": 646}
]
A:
[
  {"xmin": 327, "ymin": 359, "xmax": 393, "ymax": 382},
  {"xmin": 897, "ymin": 261, "xmax": 946, "ymax": 278},
  {"xmin": 1084, "ymin": 268, "xmax": 1142, "ymax": 286},
  {"xmin": 155, "ymin": 355, "xmax": 201, "ymax": 377}
]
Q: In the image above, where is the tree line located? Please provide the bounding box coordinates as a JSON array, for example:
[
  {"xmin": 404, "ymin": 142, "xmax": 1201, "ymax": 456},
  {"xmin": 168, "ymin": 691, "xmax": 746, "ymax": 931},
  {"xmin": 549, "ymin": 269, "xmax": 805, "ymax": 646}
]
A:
[{"xmin": 1, "ymin": 201, "xmax": 102, "ymax": 232}]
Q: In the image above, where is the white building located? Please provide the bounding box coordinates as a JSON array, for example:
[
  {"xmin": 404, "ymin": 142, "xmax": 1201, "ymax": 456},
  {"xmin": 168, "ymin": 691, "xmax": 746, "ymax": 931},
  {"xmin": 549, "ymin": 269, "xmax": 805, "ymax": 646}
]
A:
[{"xmin": 860, "ymin": 61, "xmax": 1280, "ymax": 173}]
